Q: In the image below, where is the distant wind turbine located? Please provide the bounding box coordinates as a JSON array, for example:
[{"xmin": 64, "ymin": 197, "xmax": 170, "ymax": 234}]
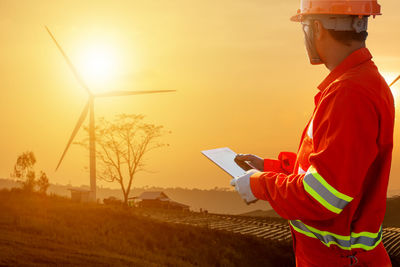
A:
[
  {"xmin": 389, "ymin": 75, "xmax": 400, "ymax": 87},
  {"xmin": 46, "ymin": 26, "xmax": 175, "ymax": 201}
]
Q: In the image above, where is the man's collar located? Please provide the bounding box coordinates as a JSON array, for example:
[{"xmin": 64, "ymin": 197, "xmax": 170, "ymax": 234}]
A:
[{"xmin": 317, "ymin": 48, "xmax": 373, "ymax": 91}]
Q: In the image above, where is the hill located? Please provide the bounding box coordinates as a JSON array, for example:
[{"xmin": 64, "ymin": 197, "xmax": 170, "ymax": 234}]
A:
[
  {"xmin": 0, "ymin": 178, "xmax": 272, "ymax": 215},
  {"xmin": 0, "ymin": 189, "xmax": 294, "ymax": 266}
]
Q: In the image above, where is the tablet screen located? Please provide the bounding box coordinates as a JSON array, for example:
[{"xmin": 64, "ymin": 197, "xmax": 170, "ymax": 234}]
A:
[{"xmin": 201, "ymin": 147, "xmax": 248, "ymax": 178}]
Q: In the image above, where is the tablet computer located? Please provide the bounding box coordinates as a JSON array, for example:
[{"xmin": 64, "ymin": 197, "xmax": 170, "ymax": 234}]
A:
[{"xmin": 201, "ymin": 147, "xmax": 255, "ymax": 178}]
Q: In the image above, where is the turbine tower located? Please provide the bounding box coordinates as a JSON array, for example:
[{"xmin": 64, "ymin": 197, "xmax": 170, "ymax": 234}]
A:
[{"xmin": 46, "ymin": 26, "xmax": 175, "ymax": 201}]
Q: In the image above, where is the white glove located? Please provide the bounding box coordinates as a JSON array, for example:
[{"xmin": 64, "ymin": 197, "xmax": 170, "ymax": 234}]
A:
[{"xmin": 230, "ymin": 169, "xmax": 259, "ymax": 204}]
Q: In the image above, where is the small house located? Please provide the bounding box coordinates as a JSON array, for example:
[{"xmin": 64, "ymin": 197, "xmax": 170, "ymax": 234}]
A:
[
  {"xmin": 130, "ymin": 191, "xmax": 190, "ymax": 211},
  {"xmin": 68, "ymin": 188, "xmax": 91, "ymax": 203}
]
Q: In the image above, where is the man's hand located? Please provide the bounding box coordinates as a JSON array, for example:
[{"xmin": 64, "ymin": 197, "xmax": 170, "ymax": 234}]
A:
[
  {"xmin": 235, "ymin": 154, "xmax": 263, "ymax": 171},
  {"xmin": 230, "ymin": 169, "xmax": 259, "ymax": 205}
]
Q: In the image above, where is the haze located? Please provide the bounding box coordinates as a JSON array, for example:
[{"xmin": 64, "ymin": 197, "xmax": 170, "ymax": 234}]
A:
[{"xmin": 1, "ymin": 0, "xmax": 399, "ymax": 191}]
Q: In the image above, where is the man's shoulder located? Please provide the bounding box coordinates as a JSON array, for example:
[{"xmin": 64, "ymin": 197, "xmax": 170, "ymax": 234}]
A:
[{"xmin": 325, "ymin": 61, "xmax": 391, "ymax": 105}]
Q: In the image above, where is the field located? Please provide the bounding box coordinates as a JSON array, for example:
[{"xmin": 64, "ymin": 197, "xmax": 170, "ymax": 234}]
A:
[
  {"xmin": 1, "ymin": 189, "xmax": 399, "ymax": 266},
  {"xmin": 145, "ymin": 208, "xmax": 400, "ymax": 266},
  {"xmin": 0, "ymin": 189, "xmax": 294, "ymax": 266}
]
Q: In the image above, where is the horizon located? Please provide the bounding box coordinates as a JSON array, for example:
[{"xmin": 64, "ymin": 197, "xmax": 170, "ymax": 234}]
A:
[{"xmin": 2, "ymin": 177, "xmax": 400, "ymax": 199}]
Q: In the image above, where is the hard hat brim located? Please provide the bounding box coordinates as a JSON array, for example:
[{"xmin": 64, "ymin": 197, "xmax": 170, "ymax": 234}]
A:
[
  {"xmin": 290, "ymin": 12, "xmax": 381, "ymax": 23},
  {"xmin": 291, "ymin": 0, "xmax": 382, "ymax": 22}
]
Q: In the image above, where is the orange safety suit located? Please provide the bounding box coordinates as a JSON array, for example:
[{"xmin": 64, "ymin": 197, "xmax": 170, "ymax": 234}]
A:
[{"xmin": 250, "ymin": 48, "xmax": 395, "ymax": 266}]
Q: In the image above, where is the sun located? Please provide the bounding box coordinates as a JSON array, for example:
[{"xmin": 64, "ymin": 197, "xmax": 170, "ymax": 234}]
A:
[{"xmin": 77, "ymin": 44, "xmax": 119, "ymax": 93}]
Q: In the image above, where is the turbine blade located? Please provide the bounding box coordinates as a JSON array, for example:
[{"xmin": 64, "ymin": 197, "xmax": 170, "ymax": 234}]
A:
[
  {"xmin": 389, "ymin": 75, "xmax": 400, "ymax": 87},
  {"xmin": 45, "ymin": 26, "xmax": 92, "ymax": 95},
  {"xmin": 95, "ymin": 90, "xmax": 176, "ymax": 98},
  {"xmin": 55, "ymin": 102, "xmax": 90, "ymax": 171}
]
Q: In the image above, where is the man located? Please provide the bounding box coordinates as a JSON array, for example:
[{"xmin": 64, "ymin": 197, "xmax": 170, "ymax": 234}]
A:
[{"xmin": 231, "ymin": 0, "xmax": 395, "ymax": 266}]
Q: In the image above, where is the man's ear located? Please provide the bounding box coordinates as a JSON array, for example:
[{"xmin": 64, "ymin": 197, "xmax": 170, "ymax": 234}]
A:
[{"xmin": 313, "ymin": 20, "xmax": 324, "ymax": 41}]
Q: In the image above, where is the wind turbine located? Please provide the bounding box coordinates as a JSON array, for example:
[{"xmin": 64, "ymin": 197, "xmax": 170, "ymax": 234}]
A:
[
  {"xmin": 389, "ymin": 75, "xmax": 400, "ymax": 87},
  {"xmin": 46, "ymin": 26, "xmax": 175, "ymax": 201}
]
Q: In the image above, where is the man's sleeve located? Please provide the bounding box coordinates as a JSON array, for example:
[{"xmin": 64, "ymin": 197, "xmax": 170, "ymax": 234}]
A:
[
  {"xmin": 250, "ymin": 84, "xmax": 379, "ymax": 221},
  {"xmin": 264, "ymin": 152, "xmax": 297, "ymax": 174}
]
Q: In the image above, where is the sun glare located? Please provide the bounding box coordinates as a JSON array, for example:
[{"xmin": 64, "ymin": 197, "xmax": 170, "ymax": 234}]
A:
[
  {"xmin": 381, "ymin": 72, "xmax": 400, "ymax": 108},
  {"xmin": 77, "ymin": 44, "xmax": 119, "ymax": 93}
]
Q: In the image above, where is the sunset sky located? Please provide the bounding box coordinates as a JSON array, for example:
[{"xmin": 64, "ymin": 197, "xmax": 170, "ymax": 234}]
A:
[{"xmin": 1, "ymin": 0, "xmax": 399, "ymax": 192}]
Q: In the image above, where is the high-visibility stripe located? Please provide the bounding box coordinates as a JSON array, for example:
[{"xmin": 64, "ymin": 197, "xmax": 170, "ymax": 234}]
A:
[
  {"xmin": 309, "ymin": 167, "xmax": 353, "ymax": 202},
  {"xmin": 289, "ymin": 220, "xmax": 382, "ymax": 251},
  {"xmin": 303, "ymin": 166, "xmax": 353, "ymax": 214},
  {"xmin": 350, "ymin": 228, "xmax": 383, "ymax": 250}
]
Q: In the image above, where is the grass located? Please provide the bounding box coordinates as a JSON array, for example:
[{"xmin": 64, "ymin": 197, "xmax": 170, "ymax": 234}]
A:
[{"xmin": 0, "ymin": 189, "xmax": 295, "ymax": 266}]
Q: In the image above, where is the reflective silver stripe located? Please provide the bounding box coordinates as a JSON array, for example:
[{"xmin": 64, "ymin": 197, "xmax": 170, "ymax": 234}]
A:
[
  {"xmin": 304, "ymin": 172, "xmax": 350, "ymax": 210},
  {"xmin": 290, "ymin": 220, "xmax": 382, "ymax": 250},
  {"xmin": 351, "ymin": 229, "xmax": 383, "ymax": 247},
  {"xmin": 290, "ymin": 220, "xmax": 350, "ymax": 249}
]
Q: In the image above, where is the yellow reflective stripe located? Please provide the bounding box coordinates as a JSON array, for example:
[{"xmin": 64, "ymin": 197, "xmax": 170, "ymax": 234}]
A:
[
  {"xmin": 309, "ymin": 166, "xmax": 353, "ymax": 202},
  {"xmin": 291, "ymin": 220, "xmax": 349, "ymax": 240},
  {"xmin": 350, "ymin": 226, "xmax": 383, "ymax": 251},
  {"xmin": 324, "ymin": 241, "xmax": 351, "ymax": 250},
  {"xmin": 289, "ymin": 221, "xmax": 316, "ymax": 239},
  {"xmin": 351, "ymin": 227, "xmax": 381, "ymax": 238},
  {"xmin": 289, "ymin": 220, "xmax": 351, "ymax": 250},
  {"xmin": 289, "ymin": 220, "xmax": 382, "ymax": 251},
  {"xmin": 351, "ymin": 240, "xmax": 381, "ymax": 251},
  {"xmin": 303, "ymin": 181, "xmax": 342, "ymax": 214}
]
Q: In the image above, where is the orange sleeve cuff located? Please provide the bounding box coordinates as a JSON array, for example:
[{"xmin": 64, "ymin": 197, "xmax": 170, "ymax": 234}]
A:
[
  {"xmin": 249, "ymin": 171, "xmax": 292, "ymax": 219},
  {"xmin": 250, "ymin": 172, "xmax": 267, "ymax": 201}
]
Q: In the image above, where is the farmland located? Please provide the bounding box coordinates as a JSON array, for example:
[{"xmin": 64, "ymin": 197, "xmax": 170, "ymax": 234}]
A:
[
  {"xmin": 0, "ymin": 189, "xmax": 294, "ymax": 266},
  {"xmin": 1, "ymin": 189, "xmax": 399, "ymax": 266},
  {"xmin": 146, "ymin": 208, "xmax": 400, "ymax": 266}
]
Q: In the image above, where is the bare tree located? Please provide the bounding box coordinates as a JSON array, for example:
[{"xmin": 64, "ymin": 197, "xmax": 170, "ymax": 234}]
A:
[{"xmin": 76, "ymin": 114, "xmax": 169, "ymax": 205}]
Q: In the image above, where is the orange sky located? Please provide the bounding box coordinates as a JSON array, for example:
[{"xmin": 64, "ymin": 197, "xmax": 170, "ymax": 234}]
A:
[{"xmin": 0, "ymin": 0, "xmax": 399, "ymax": 192}]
